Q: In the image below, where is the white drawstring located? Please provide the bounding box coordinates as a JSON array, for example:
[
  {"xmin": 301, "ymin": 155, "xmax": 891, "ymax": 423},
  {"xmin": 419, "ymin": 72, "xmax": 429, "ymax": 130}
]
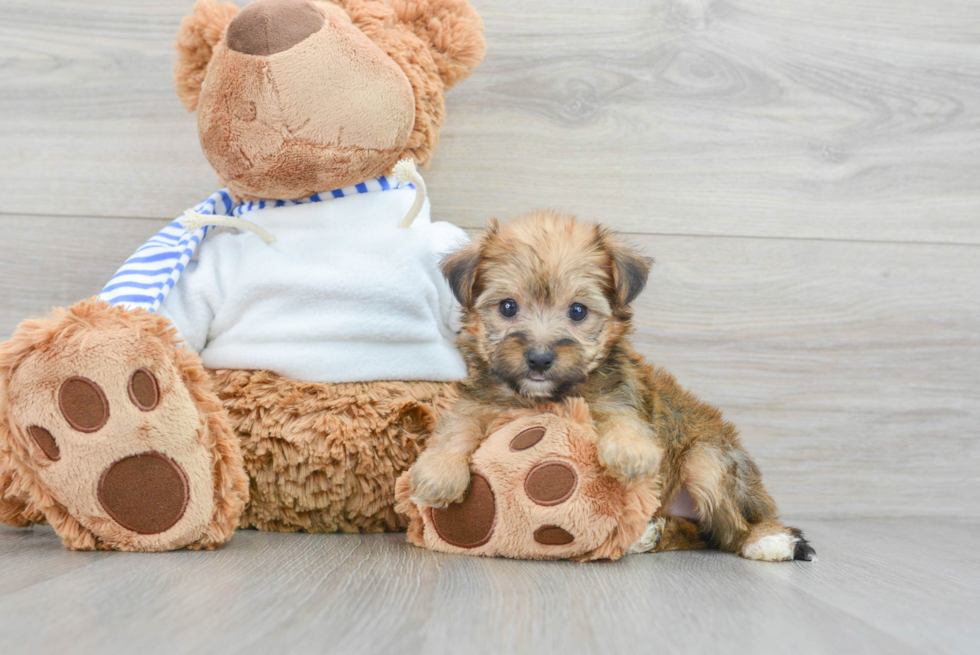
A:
[
  {"xmin": 391, "ymin": 159, "xmax": 427, "ymax": 228},
  {"xmin": 181, "ymin": 165, "xmax": 425, "ymax": 238},
  {"xmin": 180, "ymin": 210, "xmax": 277, "ymax": 244}
]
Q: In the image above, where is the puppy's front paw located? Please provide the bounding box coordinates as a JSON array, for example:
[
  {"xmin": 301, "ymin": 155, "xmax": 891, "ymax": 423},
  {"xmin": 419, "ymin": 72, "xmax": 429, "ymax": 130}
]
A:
[
  {"xmin": 598, "ymin": 435, "xmax": 661, "ymax": 485},
  {"xmin": 408, "ymin": 452, "xmax": 472, "ymax": 508}
]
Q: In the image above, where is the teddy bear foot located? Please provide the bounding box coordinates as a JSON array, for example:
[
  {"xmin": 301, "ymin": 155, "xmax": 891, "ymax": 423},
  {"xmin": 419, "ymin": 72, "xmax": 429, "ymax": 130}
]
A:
[
  {"xmin": 0, "ymin": 462, "xmax": 44, "ymax": 528},
  {"xmin": 0, "ymin": 299, "xmax": 248, "ymax": 551},
  {"xmin": 396, "ymin": 399, "xmax": 662, "ymax": 561}
]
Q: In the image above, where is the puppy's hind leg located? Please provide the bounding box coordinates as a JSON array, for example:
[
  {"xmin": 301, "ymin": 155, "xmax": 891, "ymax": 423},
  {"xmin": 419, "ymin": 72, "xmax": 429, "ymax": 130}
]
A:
[
  {"xmin": 629, "ymin": 516, "xmax": 709, "ymax": 554},
  {"xmin": 681, "ymin": 444, "xmax": 815, "ymax": 562}
]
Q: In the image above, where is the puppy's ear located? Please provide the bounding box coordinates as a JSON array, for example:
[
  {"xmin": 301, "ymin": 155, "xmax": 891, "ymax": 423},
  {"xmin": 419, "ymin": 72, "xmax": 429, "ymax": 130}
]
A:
[
  {"xmin": 603, "ymin": 232, "xmax": 652, "ymax": 307},
  {"xmin": 174, "ymin": 0, "xmax": 240, "ymax": 112},
  {"xmin": 441, "ymin": 219, "xmax": 498, "ymax": 307},
  {"xmin": 390, "ymin": 0, "xmax": 486, "ymax": 89},
  {"xmin": 441, "ymin": 241, "xmax": 482, "ymax": 308}
]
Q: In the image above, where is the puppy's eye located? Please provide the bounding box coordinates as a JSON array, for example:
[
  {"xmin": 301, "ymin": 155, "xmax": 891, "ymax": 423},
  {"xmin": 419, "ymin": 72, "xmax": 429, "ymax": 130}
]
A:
[
  {"xmin": 568, "ymin": 303, "xmax": 588, "ymax": 322},
  {"xmin": 499, "ymin": 299, "xmax": 519, "ymax": 318}
]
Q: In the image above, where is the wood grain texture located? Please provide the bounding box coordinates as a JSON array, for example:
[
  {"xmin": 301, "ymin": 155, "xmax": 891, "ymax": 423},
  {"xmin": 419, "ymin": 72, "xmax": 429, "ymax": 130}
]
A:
[
  {"xmin": 0, "ymin": 216, "xmax": 158, "ymax": 335},
  {"xmin": 0, "ymin": 521, "xmax": 977, "ymax": 655},
  {"xmin": 1, "ymin": 0, "xmax": 980, "ymax": 242},
  {"xmin": 435, "ymin": 0, "xmax": 980, "ymax": 241},
  {"xmin": 2, "ymin": 218, "xmax": 977, "ymax": 519}
]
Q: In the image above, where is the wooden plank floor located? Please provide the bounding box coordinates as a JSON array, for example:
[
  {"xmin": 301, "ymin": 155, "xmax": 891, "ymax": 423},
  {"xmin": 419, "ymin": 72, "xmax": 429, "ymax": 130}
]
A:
[{"xmin": 1, "ymin": 520, "xmax": 977, "ymax": 655}]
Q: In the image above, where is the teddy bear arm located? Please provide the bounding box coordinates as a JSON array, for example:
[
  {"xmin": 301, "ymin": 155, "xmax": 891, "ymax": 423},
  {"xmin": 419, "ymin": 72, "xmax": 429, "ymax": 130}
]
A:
[{"xmin": 156, "ymin": 257, "xmax": 226, "ymax": 356}]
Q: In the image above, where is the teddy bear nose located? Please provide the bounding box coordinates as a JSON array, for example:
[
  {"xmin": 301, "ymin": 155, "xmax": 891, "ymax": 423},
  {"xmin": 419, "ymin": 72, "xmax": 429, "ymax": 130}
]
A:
[{"xmin": 226, "ymin": 0, "xmax": 324, "ymax": 56}]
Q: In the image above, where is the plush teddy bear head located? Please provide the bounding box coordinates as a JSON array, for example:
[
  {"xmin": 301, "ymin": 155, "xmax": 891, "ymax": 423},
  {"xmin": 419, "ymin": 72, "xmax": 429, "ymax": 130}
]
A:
[{"xmin": 174, "ymin": 0, "xmax": 485, "ymax": 201}]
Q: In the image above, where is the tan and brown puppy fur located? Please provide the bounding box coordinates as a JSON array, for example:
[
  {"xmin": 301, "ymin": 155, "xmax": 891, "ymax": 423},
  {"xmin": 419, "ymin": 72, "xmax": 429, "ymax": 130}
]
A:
[{"xmin": 408, "ymin": 211, "xmax": 815, "ymax": 562}]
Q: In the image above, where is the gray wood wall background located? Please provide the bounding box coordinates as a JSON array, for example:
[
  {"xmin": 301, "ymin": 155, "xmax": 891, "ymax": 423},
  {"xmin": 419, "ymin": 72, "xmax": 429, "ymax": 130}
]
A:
[{"xmin": 0, "ymin": 0, "xmax": 977, "ymax": 520}]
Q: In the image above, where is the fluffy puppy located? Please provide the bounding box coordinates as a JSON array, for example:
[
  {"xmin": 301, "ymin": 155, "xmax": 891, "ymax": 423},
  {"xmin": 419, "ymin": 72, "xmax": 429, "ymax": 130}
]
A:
[{"xmin": 409, "ymin": 211, "xmax": 815, "ymax": 562}]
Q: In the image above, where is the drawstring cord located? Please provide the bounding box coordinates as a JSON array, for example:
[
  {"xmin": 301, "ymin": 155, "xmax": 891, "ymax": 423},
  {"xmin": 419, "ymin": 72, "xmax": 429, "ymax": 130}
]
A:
[
  {"xmin": 392, "ymin": 159, "xmax": 427, "ymax": 228},
  {"xmin": 180, "ymin": 211, "xmax": 277, "ymax": 244},
  {"xmin": 180, "ymin": 163, "xmax": 426, "ymax": 238}
]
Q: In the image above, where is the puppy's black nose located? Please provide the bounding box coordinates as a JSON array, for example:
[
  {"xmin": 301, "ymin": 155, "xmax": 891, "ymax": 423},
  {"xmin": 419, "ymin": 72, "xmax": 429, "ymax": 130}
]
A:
[{"xmin": 526, "ymin": 349, "xmax": 556, "ymax": 372}]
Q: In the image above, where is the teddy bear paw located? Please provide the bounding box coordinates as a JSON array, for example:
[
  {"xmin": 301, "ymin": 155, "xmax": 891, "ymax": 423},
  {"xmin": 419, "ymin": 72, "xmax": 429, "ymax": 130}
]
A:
[
  {"xmin": 402, "ymin": 408, "xmax": 660, "ymax": 560},
  {"xmin": 1, "ymin": 301, "xmax": 247, "ymax": 551},
  {"xmin": 426, "ymin": 429, "xmax": 584, "ymax": 553}
]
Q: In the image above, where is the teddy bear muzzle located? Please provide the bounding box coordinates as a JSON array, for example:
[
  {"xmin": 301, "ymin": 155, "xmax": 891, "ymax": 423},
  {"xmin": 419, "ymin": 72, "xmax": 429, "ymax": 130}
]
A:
[{"xmin": 195, "ymin": 0, "xmax": 418, "ymax": 200}]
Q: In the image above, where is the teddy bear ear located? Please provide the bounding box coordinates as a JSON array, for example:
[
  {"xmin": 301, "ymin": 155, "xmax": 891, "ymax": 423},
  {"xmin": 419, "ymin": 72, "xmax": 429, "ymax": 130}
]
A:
[
  {"xmin": 173, "ymin": 0, "xmax": 240, "ymax": 112},
  {"xmin": 391, "ymin": 0, "xmax": 486, "ymax": 89}
]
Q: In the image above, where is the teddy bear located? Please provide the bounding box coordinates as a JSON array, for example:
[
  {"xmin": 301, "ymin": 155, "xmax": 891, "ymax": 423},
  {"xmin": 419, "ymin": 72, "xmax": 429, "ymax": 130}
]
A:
[{"xmin": 0, "ymin": 0, "xmax": 487, "ymax": 551}]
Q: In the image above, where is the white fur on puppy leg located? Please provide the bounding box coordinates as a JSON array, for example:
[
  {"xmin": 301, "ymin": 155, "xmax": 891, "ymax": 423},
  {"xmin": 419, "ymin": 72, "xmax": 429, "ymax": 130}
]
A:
[
  {"xmin": 408, "ymin": 451, "xmax": 472, "ymax": 508},
  {"xmin": 628, "ymin": 517, "xmax": 666, "ymax": 553},
  {"xmin": 741, "ymin": 532, "xmax": 798, "ymax": 561}
]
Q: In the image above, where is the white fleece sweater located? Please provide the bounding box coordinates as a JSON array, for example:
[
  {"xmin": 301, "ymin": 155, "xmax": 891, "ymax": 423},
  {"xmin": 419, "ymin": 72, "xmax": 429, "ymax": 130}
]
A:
[{"xmin": 105, "ymin": 181, "xmax": 469, "ymax": 384}]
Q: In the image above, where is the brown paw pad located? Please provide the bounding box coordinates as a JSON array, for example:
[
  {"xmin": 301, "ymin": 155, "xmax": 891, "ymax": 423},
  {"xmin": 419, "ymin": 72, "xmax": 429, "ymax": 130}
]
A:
[
  {"xmin": 534, "ymin": 525, "xmax": 575, "ymax": 546},
  {"xmin": 28, "ymin": 425, "xmax": 60, "ymax": 461},
  {"xmin": 430, "ymin": 473, "xmax": 495, "ymax": 549},
  {"xmin": 59, "ymin": 377, "xmax": 109, "ymax": 433},
  {"xmin": 4, "ymin": 311, "xmax": 235, "ymax": 551},
  {"xmin": 509, "ymin": 426, "xmax": 546, "ymax": 451},
  {"xmin": 128, "ymin": 369, "xmax": 160, "ymax": 411},
  {"xmin": 524, "ymin": 461, "xmax": 577, "ymax": 506},
  {"xmin": 98, "ymin": 452, "xmax": 189, "ymax": 535}
]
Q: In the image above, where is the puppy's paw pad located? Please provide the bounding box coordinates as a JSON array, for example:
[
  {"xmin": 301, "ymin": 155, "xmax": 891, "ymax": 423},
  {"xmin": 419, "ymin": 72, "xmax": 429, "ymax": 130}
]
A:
[
  {"xmin": 430, "ymin": 473, "xmax": 495, "ymax": 548},
  {"xmin": 742, "ymin": 533, "xmax": 797, "ymax": 562},
  {"xmin": 790, "ymin": 528, "xmax": 817, "ymax": 561}
]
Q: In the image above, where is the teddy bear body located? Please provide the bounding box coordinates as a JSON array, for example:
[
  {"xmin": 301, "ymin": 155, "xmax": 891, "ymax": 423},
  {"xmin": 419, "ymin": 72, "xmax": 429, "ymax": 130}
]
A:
[
  {"xmin": 0, "ymin": 0, "xmax": 487, "ymax": 549},
  {"xmin": 97, "ymin": 171, "xmax": 471, "ymax": 533},
  {"xmin": 105, "ymin": 184, "xmax": 468, "ymax": 384}
]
